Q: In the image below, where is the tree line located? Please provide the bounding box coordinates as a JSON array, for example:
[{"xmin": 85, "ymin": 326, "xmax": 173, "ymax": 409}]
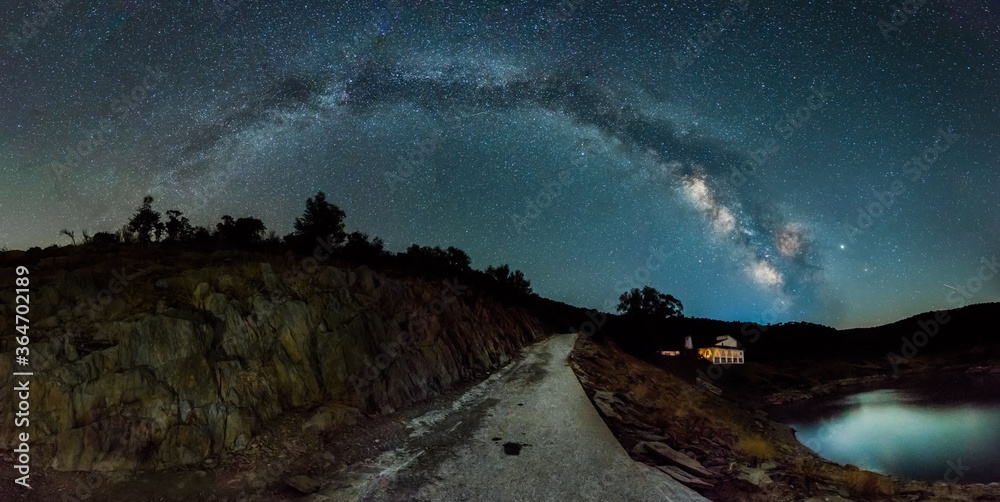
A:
[{"xmin": 54, "ymin": 191, "xmax": 535, "ymax": 298}]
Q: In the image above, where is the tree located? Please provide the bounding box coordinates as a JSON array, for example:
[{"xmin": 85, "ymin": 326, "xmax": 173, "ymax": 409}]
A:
[
  {"xmin": 91, "ymin": 231, "xmax": 120, "ymax": 245},
  {"xmin": 264, "ymin": 230, "xmax": 280, "ymax": 243},
  {"xmin": 215, "ymin": 215, "xmax": 267, "ymax": 247},
  {"xmin": 215, "ymin": 215, "xmax": 235, "ymax": 240},
  {"xmin": 59, "ymin": 228, "xmax": 76, "ymax": 245},
  {"xmin": 126, "ymin": 195, "xmax": 163, "ymax": 243},
  {"xmin": 291, "ymin": 191, "xmax": 347, "ymax": 247},
  {"xmin": 400, "ymin": 244, "xmax": 475, "ymax": 275},
  {"xmin": 342, "ymin": 231, "xmax": 385, "ymax": 262},
  {"xmin": 164, "ymin": 210, "xmax": 193, "ymax": 242},
  {"xmin": 446, "ymin": 246, "xmax": 472, "ymax": 273},
  {"xmin": 117, "ymin": 224, "xmax": 137, "ymax": 244},
  {"xmin": 402, "ymin": 244, "xmax": 446, "ymax": 270},
  {"xmin": 191, "ymin": 226, "xmax": 213, "ymax": 243},
  {"xmin": 616, "ymin": 286, "xmax": 683, "ymax": 319},
  {"xmin": 485, "ymin": 264, "xmax": 533, "ymax": 296}
]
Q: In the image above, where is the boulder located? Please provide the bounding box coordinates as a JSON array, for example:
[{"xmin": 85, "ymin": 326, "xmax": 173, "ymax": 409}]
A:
[{"xmin": 302, "ymin": 403, "xmax": 363, "ymax": 434}]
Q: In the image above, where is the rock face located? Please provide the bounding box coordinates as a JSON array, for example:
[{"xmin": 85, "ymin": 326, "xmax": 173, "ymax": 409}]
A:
[{"xmin": 0, "ymin": 259, "xmax": 544, "ymax": 472}]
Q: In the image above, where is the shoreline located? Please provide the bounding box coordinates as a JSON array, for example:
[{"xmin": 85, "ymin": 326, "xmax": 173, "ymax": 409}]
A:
[{"xmin": 570, "ymin": 334, "xmax": 1000, "ymax": 501}]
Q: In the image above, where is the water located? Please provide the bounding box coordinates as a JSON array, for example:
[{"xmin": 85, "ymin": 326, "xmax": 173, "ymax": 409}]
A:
[{"xmin": 773, "ymin": 373, "xmax": 1000, "ymax": 484}]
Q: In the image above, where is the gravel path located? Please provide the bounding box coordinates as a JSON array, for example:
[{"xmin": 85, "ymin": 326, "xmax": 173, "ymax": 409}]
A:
[{"xmin": 323, "ymin": 333, "xmax": 711, "ymax": 501}]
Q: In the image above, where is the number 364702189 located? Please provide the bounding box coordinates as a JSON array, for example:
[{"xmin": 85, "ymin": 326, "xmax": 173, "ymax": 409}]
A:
[{"xmin": 15, "ymin": 265, "xmax": 29, "ymax": 338}]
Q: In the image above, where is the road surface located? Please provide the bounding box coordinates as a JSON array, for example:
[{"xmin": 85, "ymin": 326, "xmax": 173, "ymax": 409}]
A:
[{"xmin": 323, "ymin": 333, "xmax": 711, "ymax": 501}]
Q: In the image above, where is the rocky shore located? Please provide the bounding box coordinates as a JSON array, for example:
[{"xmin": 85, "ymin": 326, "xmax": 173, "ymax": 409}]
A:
[{"xmin": 569, "ymin": 335, "xmax": 1000, "ymax": 502}]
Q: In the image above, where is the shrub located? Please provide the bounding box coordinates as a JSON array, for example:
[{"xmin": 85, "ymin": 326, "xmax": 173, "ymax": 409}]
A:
[
  {"xmin": 215, "ymin": 215, "xmax": 267, "ymax": 247},
  {"xmin": 216, "ymin": 263, "xmax": 268, "ymax": 312},
  {"xmin": 485, "ymin": 264, "xmax": 533, "ymax": 296},
  {"xmin": 843, "ymin": 469, "xmax": 894, "ymax": 498},
  {"xmin": 734, "ymin": 435, "xmax": 777, "ymax": 466},
  {"xmin": 91, "ymin": 232, "xmax": 121, "ymax": 245}
]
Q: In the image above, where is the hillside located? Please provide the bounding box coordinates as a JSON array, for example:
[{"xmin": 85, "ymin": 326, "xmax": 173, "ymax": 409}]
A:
[
  {"xmin": 597, "ymin": 303, "xmax": 1000, "ymax": 398},
  {"xmin": 0, "ymin": 245, "xmax": 559, "ymax": 487}
]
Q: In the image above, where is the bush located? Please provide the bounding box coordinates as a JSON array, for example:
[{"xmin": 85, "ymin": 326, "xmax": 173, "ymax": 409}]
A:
[
  {"xmin": 484, "ymin": 264, "xmax": 532, "ymax": 296},
  {"xmin": 91, "ymin": 232, "xmax": 120, "ymax": 245},
  {"xmin": 341, "ymin": 231, "xmax": 385, "ymax": 263},
  {"xmin": 843, "ymin": 469, "xmax": 894, "ymax": 498},
  {"xmin": 215, "ymin": 215, "xmax": 266, "ymax": 248},
  {"xmin": 734, "ymin": 435, "xmax": 777, "ymax": 466}
]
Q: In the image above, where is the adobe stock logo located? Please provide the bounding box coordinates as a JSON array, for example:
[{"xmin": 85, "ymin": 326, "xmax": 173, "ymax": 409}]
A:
[
  {"xmin": 213, "ymin": 0, "xmax": 244, "ymax": 20},
  {"xmin": 943, "ymin": 458, "xmax": 970, "ymax": 483},
  {"xmin": 726, "ymin": 83, "xmax": 834, "ymax": 189},
  {"xmin": 6, "ymin": 0, "xmax": 71, "ymax": 53},
  {"xmin": 47, "ymin": 65, "xmax": 169, "ymax": 186},
  {"xmin": 886, "ymin": 253, "xmax": 997, "ymax": 372},
  {"xmin": 945, "ymin": 255, "xmax": 1000, "ymax": 305},
  {"xmin": 509, "ymin": 138, "xmax": 600, "ymax": 234},
  {"xmin": 878, "ymin": 0, "xmax": 931, "ymax": 41},
  {"xmin": 842, "ymin": 126, "xmax": 960, "ymax": 243},
  {"xmin": 672, "ymin": 0, "xmax": 750, "ymax": 70}
]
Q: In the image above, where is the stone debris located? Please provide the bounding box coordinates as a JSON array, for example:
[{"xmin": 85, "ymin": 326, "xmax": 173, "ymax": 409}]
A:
[
  {"xmin": 656, "ymin": 464, "xmax": 715, "ymax": 489},
  {"xmin": 591, "ymin": 390, "xmax": 622, "ymax": 420},
  {"xmin": 285, "ymin": 474, "xmax": 321, "ymax": 494},
  {"xmin": 633, "ymin": 441, "xmax": 715, "ymax": 479}
]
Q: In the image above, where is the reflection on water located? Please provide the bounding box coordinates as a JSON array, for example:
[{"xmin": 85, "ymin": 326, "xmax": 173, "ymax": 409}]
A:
[{"xmin": 785, "ymin": 376, "xmax": 1000, "ymax": 484}]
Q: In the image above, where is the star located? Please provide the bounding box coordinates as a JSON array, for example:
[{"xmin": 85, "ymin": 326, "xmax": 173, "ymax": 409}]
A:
[{"xmin": 0, "ymin": 0, "xmax": 997, "ymax": 328}]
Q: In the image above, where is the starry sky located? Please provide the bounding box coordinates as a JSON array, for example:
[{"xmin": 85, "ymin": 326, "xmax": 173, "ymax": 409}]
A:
[{"xmin": 1, "ymin": 0, "xmax": 998, "ymax": 328}]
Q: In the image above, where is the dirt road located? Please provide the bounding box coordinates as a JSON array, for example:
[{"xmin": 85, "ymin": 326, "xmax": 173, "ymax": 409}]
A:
[{"xmin": 323, "ymin": 333, "xmax": 711, "ymax": 501}]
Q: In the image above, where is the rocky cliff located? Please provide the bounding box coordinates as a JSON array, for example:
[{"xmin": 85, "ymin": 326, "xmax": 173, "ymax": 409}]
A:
[{"xmin": 0, "ymin": 250, "xmax": 545, "ymax": 472}]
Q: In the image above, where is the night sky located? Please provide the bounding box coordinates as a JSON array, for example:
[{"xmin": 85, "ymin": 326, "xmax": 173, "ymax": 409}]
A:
[{"xmin": 2, "ymin": 0, "xmax": 998, "ymax": 328}]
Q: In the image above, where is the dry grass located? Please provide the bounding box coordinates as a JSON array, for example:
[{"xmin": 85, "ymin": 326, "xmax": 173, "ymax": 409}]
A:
[
  {"xmin": 734, "ymin": 435, "xmax": 778, "ymax": 465},
  {"xmin": 281, "ymin": 265, "xmax": 321, "ymax": 301},
  {"xmin": 172, "ymin": 274, "xmax": 210, "ymax": 311},
  {"xmin": 842, "ymin": 469, "xmax": 894, "ymax": 498},
  {"xmin": 169, "ymin": 262, "xmax": 269, "ymax": 313},
  {"xmin": 218, "ymin": 262, "xmax": 267, "ymax": 308}
]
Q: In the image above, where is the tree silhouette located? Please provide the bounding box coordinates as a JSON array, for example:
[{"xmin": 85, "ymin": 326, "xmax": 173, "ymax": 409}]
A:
[
  {"xmin": 58, "ymin": 228, "xmax": 76, "ymax": 245},
  {"xmin": 616, "ymin": 286, "xmax": 683, "ymax": 319},
  {"xmin": 191, "ymin": 226, "xmax": 213, "ymax": 243},
  {"xmin": 126, "ymin": 195, "xmax": 163, "ymax": 243},
  {"xmin": 164, "ymin": 210, "xmax": 193, "ymax": 242},
  {"xmin": 342, "ymin": 231, "xmax": 385, "ymax": 262},
  {"xmin": 446, "ymin": 246, "xmax": 472, "ymax": 273},
  {"xmin": 290, "ymin": 191, "xmax": 347, "ymax": 247},
  {"xmin": 91, "ymin": 232, "xmax": 119, "ymax": 245},
  {"xmin": 485, "ymin": 264, "xmax": 533, "ymax": 296},
  {"xmin": 215, "ymin": 215, "xmax": 267, "ymax": 247}
]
